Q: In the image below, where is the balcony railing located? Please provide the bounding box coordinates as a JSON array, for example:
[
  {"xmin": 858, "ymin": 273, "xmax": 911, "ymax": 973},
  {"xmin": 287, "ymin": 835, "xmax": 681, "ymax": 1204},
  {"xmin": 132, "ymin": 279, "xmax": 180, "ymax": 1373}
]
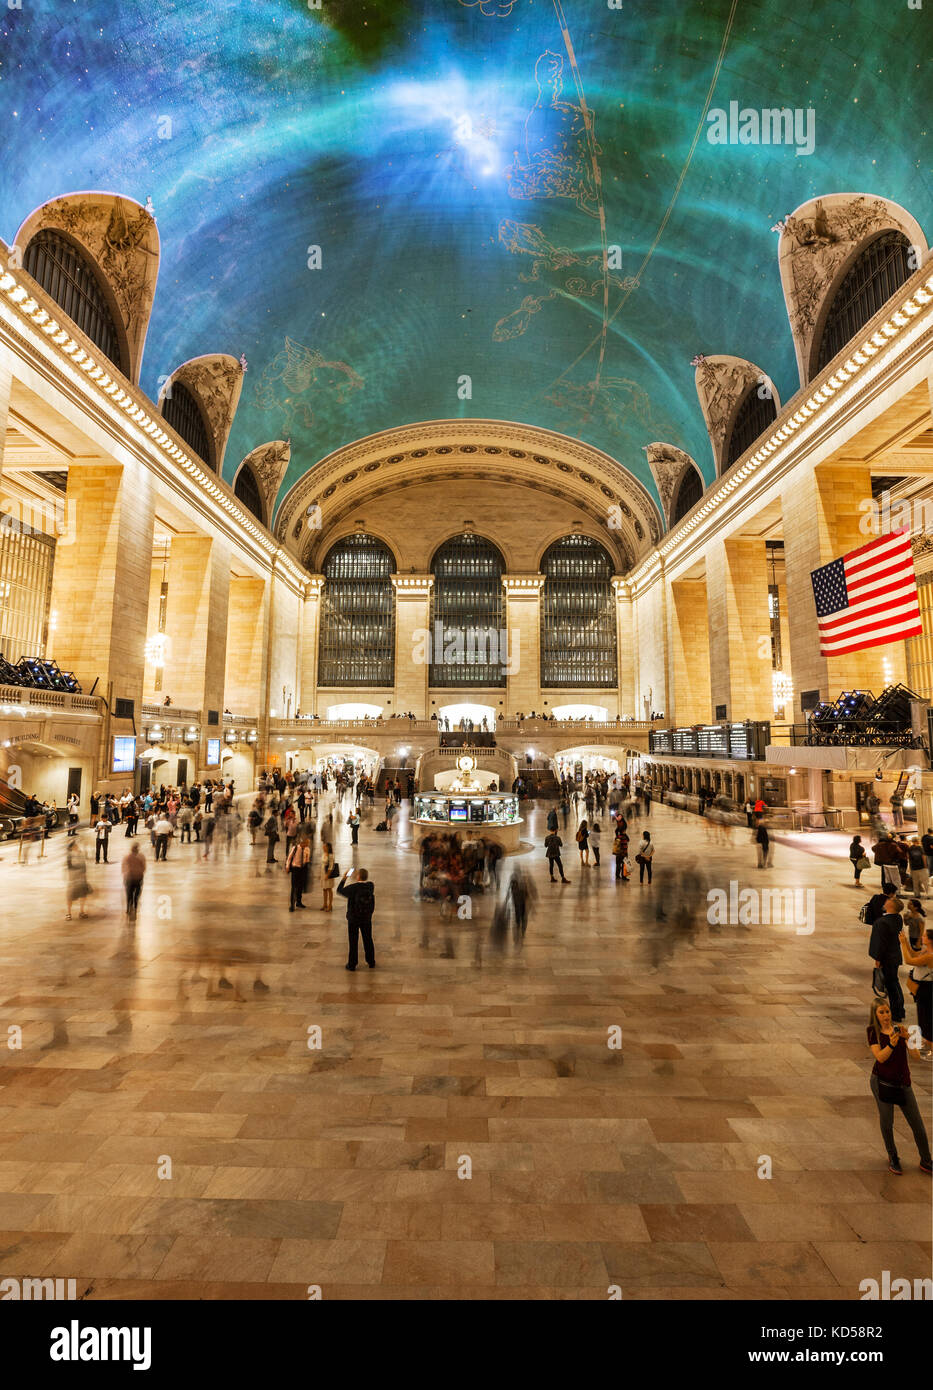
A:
[
  {"xmin": 0, "ymin": 684, "xmax": 103, "ymax": 715},
  {"xmin": 142, "ymin": 703, "xmax": 202, "ymax": 724},
  {"xmin": 268, "ymin": 717, "xmax": 437, "ymax": 733},
  {"xmin": 223, "ymin": 713, "xmax": 258, "ymax": 728}
]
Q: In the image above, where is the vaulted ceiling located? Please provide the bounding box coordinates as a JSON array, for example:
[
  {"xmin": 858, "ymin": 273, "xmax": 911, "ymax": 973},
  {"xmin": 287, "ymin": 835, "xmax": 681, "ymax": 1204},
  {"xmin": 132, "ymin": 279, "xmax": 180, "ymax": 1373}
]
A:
[{"xmin": 1, "ymin": 0, "xmax": 927, "ymax": 516}]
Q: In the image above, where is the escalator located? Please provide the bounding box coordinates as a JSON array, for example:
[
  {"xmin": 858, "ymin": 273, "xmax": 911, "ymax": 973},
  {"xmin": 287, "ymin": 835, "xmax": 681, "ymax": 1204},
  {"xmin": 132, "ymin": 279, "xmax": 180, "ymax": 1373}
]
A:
[{"xmin": 0, "ymin": 776, "xmax": 60, "ymax": 840}]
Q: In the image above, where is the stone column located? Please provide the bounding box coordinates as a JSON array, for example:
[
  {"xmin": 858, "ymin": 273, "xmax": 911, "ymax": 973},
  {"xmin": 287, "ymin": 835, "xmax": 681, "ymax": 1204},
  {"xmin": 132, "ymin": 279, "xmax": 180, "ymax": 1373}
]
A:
[
  {"xmin": 705, "ymin": 538, "xmax": 773, "ymax": 721},
  {"xmin": 161, "ymin": 534, "xmax": 231, "ymax": 774},
  {"xmin": 669, "ymin": 578, "xmax": 712, "ymax": 724},
  {"xmin": 49, "ymin": 461, "xmax": 155, "ymax": 784},
  {"xmin": 613, "ymin": 577, "xmax": 635, "ymax": 717},
  {"xmin": 0, "ymin": 360, "xmax": 12, "ymax": 489},
  {"xmin": 225, "ymin": 576, "xmax": 268, "ymax": 713},
  {"xmin": 502, "ymin": 575, "xmax": 544, "ymax": 715},
  {"xmin": 392, "ymin": 574, "xmax": 433, "ymax": 718},
  {"xmin": 299, "ymin": 575, "xmax": 324, "ymax": 715},
  {"xmin": 781, "ymin": 463, "xmax": 906, "ymax": 707}
]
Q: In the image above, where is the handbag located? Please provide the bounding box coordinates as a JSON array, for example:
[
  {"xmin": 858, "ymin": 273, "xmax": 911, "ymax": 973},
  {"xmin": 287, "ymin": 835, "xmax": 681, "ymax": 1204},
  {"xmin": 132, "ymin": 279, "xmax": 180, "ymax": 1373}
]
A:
[
  {"xmin": 856, "ymin": 856, "xmax": 870, "ymax": 871},
  {"xmin": 871, "ymin": 966, "xmax": 887, "ymax": 998},
  {"xmin": 328, "ymin": 862, "xmax": 340, "ymax": 879},
  {"xmin": 877, "ymin": 1078, "xmax": 907, "ymax": 1104},
  {"xmin": 635, "ymin": 853, "xmax": 645, "ymax": 864}
]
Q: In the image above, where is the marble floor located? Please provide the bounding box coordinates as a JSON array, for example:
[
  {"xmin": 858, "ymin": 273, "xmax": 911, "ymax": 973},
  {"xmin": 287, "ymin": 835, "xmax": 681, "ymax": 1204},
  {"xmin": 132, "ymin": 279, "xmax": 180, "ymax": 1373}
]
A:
[{"xmin": 0, "ymin": 796, "xmax": 929, "ymax": 1301}]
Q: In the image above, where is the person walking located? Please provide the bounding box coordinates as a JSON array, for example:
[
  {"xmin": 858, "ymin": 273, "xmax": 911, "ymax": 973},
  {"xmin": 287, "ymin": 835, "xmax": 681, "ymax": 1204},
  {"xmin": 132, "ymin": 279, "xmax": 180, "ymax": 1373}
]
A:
[
  {"xmin": 755, "ymin": 820, "xmax": 773, "ymax": 869},
  {"xmin": 866, "ymin": 998, "xmax": 932, "ymax": 1175},
  {"xmin": 849, "ymin": 834, "xmax": 868, "ymax": 886},
  {"xmin": 546, "ymin": 805, "xmax": 558, "ymax": 834},
  {"xmin": 900, "ymin": 925, "xmax": 933, "ymax": 1057},
  {"xmin": 907, "ymin": 837, "xmax": 930, "ymax": 897},
  {"xmin": 320, "ymin": 839, "xmax": 336, "ymax": 912},
  {"xmin": 348, "ymin": 807, "xmax": 360, "ymax": 845},
  {"xmin": 613, "ymin": 825, "xmax": 629, "ymax": 881},
  {"xmin": 869, "ymin": 894, "xmax": 907, "ymax": 1025},
  {"xmin": 121, "ymin": 842, "xmax": 146, "ymax": 920},
  {"xmin": 872, "ymin": 833, "xmax": 902, "ymax": 894},
  {"xmin": 575, "ymin": 817, "xmax": 590, "ymax": 867},
  {"xmin": 589, "ymin": 820, "xmax": 601, "ymax": 867},
  {"xmin": 94, "ymin": 813, "xmax": 112, "ymax": 864},
  {"xmin": 64, "ymin": 839, "xmax": 91, "ymax": 920},
  {"xmin": 285, "ymin": 833, "xmax": 311, "ymax": 911},
  {"xmin": 263, "ymin": 813, "xmax": 279, "ymax": 869},
  {"xmin": 636, "ymin": 830, "xmax": 654, "ymax": 884},
  {"xmin": 544, "ymin": 829, "xmax": 569, "ymax": 883},
  {"xmin": 66, "ymin": 792, "xmax": 80, "ymax": 837},
  {"xmin": 337, "ymin": 867, "xmax": 376, "ymax": 970}
]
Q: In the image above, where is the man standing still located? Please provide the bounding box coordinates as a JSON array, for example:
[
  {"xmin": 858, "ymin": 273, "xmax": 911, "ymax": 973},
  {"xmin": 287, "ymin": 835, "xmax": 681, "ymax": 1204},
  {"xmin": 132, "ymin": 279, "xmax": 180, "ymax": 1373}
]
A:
[
  {"xmin": 94, "ymin": 813, "xmax": 112, "ymax": 863},
  {"xmin": 337, "ymin": 867, "xmax": 376, "ymax": 970}
]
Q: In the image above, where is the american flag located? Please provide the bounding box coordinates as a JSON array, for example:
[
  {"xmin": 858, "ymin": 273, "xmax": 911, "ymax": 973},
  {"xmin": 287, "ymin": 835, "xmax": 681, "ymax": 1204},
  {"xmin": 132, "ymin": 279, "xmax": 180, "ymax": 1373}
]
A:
[{"xmin": 811, "ymin": 530, "xmax": 922, "ymax": 657}]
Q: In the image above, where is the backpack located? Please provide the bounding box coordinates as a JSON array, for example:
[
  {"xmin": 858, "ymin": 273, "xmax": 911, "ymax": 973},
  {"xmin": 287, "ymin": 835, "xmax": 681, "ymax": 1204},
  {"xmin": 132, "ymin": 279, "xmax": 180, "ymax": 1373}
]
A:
[
  {"xmin": 858, "ymin": 902, "xmax": 871, "ymax": 924},
  {"xmin": 375, "ymin": 821, "xmax": 388, "ymax": 832}
]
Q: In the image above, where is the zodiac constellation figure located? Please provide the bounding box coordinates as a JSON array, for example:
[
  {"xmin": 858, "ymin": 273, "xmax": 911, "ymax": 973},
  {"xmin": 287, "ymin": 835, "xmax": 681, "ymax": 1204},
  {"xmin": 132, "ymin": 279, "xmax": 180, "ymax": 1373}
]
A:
[
  {"xmin": 457, "ymin": 0, "xmax": 518, "ymax": 16},
  {"xmin": 252, "ymin": 337, "xmax": 363, "ymax": 435},
  {"xmin": 545, "ymin": 375, "xmax": 653, "ymax": 438},
  {"xmin": 507, "ymin": 50, "xmax": 601, "ymax": 218},
  {"xmin": 493, "ymin": 221, "xmax": 637, "ymax": 340}
]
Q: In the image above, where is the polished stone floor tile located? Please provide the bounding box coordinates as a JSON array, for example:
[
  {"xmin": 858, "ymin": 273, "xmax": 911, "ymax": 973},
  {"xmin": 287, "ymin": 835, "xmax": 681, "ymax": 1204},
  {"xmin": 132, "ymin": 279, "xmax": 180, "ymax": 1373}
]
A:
[{"xmin": 0, "ymin": 798, "xmax": 928, "ymax": 1299}]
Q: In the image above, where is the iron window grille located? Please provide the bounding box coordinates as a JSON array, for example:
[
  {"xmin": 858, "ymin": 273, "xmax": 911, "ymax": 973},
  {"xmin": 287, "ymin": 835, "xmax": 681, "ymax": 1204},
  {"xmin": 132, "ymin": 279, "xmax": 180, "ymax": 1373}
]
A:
[
  {"xmin": 23, "ymin": 229, "xmax": 124, "ymax": 373},
  {"xmin": 234, "ymin": 465, "xmax": 264, "ymax": 524},
  {"xmin": 670, "ymin": 468, "xmax": 704, "ymax": 526},
  {"xmin": 725, "ymin": 387, "xmax": 778, "ymax": 469},
  {"xmin": 816, "ymin": 231, "xmax": 913, "ymax": 372},
  {"xmin": 161, "ymin": 381, "xmax": 213, "ymax": 469},
  {"xmin": 429, "ymin": 534, "xmax": 506, "ymax": 687},
  {"xmin": 318, "ymin": 533, "xmax": 395, "ymax": 687},
  {"xmin": 540, "ymin": 535, "xmax": 617, "ymax": 688}
]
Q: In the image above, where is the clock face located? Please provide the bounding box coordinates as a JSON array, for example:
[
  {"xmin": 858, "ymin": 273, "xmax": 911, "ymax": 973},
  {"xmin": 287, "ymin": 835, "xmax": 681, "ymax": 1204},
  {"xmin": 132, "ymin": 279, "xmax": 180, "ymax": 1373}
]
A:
[{"xmin": 457, "ymin": 755, "xmax": 476, "ymax": 774}]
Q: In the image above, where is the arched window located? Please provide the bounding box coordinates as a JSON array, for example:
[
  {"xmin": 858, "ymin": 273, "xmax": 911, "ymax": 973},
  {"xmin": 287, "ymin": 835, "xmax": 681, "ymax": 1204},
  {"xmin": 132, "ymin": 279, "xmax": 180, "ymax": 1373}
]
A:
[
  {"xmin": 670, "ymin": 468, "xmax": 704, "ymax": 526},
  {"xmin": 816, "ymin": 231, "xmax": 913, "ymax": 372},
  {"xmin": 429, "ymin": 534, "xmax": 506, "ymax": 687},
  {"xmin": 725, "ymin": 387, "xmax": 778, "ymax": 469},
  {"xmin": 161, "ymin": 381, "xmax": 213, "ymax": 468},
  {"xmin": 540, "ymin": 535, "xmax": 616, "ymax": 688},
  {"xmin": 234, "ymin": 465, "xmax": 264, "ymax": 524},
  {"xmin": 318, "ymin": 533, "xmax": 395, "ymax": 687},
  {"xmin": 23, "ymin": 229, "xmax": 124, "ymax": 372}
]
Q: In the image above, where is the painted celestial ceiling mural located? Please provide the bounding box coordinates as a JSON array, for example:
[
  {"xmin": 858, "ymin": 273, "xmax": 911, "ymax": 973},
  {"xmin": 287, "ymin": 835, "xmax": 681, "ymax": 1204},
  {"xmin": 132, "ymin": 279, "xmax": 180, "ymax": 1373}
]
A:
[{"xmin": 0, "ymin": 0, "xmax": 929, "ymax": 514}]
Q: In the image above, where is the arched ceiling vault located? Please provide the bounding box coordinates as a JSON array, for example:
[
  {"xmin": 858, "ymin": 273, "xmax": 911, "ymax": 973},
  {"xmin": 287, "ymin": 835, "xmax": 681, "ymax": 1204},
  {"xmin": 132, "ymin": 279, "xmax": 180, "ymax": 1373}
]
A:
[{"xmin": 274, "ymin": 419, "xmax": 662, "ymax": 575}]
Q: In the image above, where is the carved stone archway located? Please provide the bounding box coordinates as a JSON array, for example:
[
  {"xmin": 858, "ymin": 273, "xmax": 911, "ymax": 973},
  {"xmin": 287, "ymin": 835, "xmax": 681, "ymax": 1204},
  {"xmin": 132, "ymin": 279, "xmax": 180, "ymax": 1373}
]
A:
[
  {"xmin": 776, "ymin": 193, "xmax": 928, "ymax": 387},
  {"xmin": 13, "ymin": 192, "xmax": 160, "ymax": 386},
  {"xmin": 159, "ymin": 354, "xmax": 244, "ymax": 473},
  {"xmin": 642, "ymin": 443, "xmax": 704, "ymax": 532},
  {"xmin": 273, "ymin": 419, "xmax": 664, "ymax": 577},
  {"xmin": 693, "ymin": 355, "xmax": 782, "ymax": 476}
]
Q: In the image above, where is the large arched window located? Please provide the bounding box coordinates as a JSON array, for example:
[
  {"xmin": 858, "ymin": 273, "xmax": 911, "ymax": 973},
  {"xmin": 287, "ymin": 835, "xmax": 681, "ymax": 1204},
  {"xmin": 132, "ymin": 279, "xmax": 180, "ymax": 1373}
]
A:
[
  {"xmin": 23, "ymin": 229, "xmax": 124, "ymax": 373},
  {"xmin": 234, "ymin": 465, "xmax": 264, "ymax": 524},
  {"xmin": 670, "ymin": 467, "xmax": 704, "ymax": 526},
  {"xmin": 816, "ymin": 230, "xmax": 913, "ymax": 372},
  {"xmin": 725, "ymin": 387, "xmax": 778, "ymax": 469},
  {"xmin": 161, "ymin": 381, "xmax": 214, "ymax": 468},
  {"xmin": 318, "ymin": 533, "xmax": 395, "ymax": 687},
  {"xmin": 429, "ymin": 534, "xmax": 506, "ymax": 687},
  {"xmin": 540, "ymin": 535, "xmax": 617, "ymax": 688}
]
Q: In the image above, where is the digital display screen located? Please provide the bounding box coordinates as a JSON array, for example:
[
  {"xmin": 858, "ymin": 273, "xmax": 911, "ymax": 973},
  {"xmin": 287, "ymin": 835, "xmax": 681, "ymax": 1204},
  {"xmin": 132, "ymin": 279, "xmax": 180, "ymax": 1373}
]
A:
[
  {"xmin": 449, "ymin": 803, "xmax": 468, "ymax": 821},
  {"xmin": 206, "ymin": 739, "xmax": 220, "ymax": 766},
  {"xmin": 112, "ymin": 736, "xmax": 136, "ymax": 773}
]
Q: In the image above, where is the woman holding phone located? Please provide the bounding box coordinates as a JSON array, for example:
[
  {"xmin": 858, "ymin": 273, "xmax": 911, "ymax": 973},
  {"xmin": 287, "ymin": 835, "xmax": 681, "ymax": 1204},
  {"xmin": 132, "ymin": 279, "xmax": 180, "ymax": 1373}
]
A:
[{"xmin": 866, "ymin": 997, "xmax": 932, "ymax": 1175}]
